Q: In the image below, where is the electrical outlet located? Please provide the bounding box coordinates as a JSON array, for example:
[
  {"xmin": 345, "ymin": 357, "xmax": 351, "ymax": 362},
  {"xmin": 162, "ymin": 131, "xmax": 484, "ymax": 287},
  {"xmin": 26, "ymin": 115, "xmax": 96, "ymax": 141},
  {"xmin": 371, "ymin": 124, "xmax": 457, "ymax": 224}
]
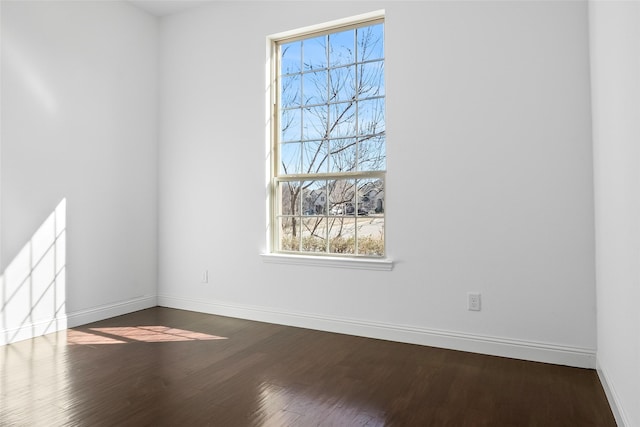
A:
[
  {"xmin": 467, "ymin": 292, "xmax": 481, "ymax": 311},
  {"xmin": 201, "ymin": 270, "xmax": 209, "ymax": 284}
]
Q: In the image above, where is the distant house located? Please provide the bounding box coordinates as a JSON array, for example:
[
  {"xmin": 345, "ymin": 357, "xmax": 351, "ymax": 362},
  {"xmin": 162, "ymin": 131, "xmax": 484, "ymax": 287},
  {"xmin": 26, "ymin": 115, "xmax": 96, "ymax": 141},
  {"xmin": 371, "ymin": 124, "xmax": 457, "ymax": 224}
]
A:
[
  {"xmin": 358, "ymin": 180, "xmax": 384, "ymax": 214},
  {"xmin": 283, "ymin": 179, "xmax": 383, "ymax": 216},
  {"xmin": 303, "ymin": 188, "xmax": 327, "ymax": 214}
]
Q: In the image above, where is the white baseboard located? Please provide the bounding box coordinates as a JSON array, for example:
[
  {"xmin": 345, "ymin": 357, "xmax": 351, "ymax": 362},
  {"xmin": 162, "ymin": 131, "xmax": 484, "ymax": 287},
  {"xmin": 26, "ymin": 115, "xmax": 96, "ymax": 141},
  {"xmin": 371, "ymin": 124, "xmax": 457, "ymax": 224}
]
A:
[
  {"xmin": 157, "ymin": 295, "xmax": 596, "ymax": 369},
  {"xmin": 2, "ymin": 294, "xmax": 597, "ymax": 369},
  {"xmin": 597, "ymin": 360, "xmax": 628, "ymax": 427},
  {"xmin": 66, "ymin": 295, "xmax": 157, "ymax": 328},
  {"xmin": 0, "ymin": 315, "xmax": 68, "ymax": 346}
]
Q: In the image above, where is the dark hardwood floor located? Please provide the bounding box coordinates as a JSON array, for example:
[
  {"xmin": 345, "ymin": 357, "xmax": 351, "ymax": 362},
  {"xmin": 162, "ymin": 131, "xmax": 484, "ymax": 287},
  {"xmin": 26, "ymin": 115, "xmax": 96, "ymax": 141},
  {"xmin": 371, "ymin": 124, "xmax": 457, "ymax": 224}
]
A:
[{"xmin": 1, "ymin": 307, "xmax": 615, "ymax": 426}]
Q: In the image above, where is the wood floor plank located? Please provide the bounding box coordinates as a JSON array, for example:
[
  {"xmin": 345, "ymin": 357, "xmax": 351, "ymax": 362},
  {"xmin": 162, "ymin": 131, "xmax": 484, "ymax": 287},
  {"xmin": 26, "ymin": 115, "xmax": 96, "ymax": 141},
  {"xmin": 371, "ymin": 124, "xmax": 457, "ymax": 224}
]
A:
[{"xmin": 0, "ymin": 307, "xmax": 616, "ymax": 426}]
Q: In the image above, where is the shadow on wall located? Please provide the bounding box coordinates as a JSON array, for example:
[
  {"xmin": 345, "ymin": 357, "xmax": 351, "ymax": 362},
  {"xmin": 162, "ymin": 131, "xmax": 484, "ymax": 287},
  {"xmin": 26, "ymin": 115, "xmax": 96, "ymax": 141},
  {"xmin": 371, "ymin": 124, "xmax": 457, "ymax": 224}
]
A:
[{"xmin": 1, "ymin": 199, "xmax": 67, "ymax": 346}]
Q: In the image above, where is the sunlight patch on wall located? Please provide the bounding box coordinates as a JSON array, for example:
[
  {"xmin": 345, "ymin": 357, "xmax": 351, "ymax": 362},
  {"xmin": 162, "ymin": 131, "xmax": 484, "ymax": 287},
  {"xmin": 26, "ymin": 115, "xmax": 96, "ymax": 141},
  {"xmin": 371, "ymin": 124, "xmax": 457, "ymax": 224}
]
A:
[{"xmin": 1, "ymin": 199, "xmax": 67, "ymax": 345}]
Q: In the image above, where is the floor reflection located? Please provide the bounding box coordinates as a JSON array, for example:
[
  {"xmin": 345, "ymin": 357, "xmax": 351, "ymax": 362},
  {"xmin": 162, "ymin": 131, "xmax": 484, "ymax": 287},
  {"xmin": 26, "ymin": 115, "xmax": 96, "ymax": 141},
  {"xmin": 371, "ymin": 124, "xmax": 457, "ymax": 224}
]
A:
[
  {"xmin": 1, "ymin": 331, "xmax": 72, "ymax": 426},
  {"xmin": 255, "ymin": 381, "xmax": 386, "ymax": 426},
  {"xmin": 0, "ymin": 318, "xmax": 230, "ymax": 426}
]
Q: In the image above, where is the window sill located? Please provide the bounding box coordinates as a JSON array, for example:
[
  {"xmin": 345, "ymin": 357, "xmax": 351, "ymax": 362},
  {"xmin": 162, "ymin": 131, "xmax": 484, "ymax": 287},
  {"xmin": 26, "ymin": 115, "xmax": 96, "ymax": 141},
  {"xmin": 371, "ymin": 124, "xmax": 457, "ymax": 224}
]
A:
[{"xmin": 260, "ymin": 253, "xmax": 393, "ymax": 271}]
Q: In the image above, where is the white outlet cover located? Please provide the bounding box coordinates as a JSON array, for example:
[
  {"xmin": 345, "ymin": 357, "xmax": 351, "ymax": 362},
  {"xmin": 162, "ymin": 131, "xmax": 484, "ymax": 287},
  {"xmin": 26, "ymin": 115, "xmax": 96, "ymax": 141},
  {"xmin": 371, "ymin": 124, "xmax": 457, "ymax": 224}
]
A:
[{"xmin": 467, "ymin": 293, "xmax": 481, "ymax": 311}]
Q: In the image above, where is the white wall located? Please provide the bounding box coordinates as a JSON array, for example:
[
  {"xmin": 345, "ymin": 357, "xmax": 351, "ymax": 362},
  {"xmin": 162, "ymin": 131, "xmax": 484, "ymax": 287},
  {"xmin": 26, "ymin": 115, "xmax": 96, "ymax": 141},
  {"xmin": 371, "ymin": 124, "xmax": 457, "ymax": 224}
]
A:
[
  {"xmin": 589, "ymin": 1, "xmax": 640, "ymax": 425},
  {"xmin": 158, "ymin": 1, "xmax": 597, "ymax": 368},
  {"xmin": 1, "ymin": 0, "xmax": 158, "ymax": 344}
]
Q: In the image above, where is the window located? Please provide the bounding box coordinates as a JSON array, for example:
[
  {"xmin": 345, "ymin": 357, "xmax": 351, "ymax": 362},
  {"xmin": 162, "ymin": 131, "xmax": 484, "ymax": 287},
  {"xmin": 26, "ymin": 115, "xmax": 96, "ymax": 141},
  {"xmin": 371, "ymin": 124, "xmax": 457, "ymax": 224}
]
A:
[{"xmin": 269, "ymin": 13, "xmax": 386, "ymax": 259}]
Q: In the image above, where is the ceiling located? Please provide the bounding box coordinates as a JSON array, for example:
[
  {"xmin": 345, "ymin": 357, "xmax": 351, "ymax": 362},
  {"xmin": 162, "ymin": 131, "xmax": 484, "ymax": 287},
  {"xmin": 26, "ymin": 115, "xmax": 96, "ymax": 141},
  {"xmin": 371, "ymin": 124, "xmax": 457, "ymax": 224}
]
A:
[{"xmin": 127, "ymin": 0, "xmax": 210, "ymax": 17}]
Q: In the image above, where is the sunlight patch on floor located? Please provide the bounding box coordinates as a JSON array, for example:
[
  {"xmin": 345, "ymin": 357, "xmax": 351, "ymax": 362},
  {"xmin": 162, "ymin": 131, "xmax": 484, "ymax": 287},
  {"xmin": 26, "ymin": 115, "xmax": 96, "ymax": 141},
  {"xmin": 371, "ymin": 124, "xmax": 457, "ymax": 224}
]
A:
[{"xmin": 67, "ymin": 326, "xmax": 227, "ymax": 345}]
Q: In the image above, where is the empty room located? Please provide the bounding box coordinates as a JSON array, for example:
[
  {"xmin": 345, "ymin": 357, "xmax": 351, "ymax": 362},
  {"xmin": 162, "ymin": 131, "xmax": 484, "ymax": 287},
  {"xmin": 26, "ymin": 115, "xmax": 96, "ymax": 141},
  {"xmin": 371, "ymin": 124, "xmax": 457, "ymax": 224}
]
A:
[{"xmin": 1, "ymin": 0, "xmax": 638, "ymax": 425}]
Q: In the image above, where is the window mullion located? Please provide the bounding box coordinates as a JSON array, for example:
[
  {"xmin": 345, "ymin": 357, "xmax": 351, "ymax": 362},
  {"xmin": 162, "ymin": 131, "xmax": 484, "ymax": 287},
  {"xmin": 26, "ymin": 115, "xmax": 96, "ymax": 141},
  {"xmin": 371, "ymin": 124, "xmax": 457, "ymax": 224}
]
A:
[
  {"xmin": 299, "ymin": 40, "xmax": 305, "ymax": 177},
  {"xmin": 300, "ymin": 181, "xmax": 304, "ymax": 252},
  {"xmin": 325, "ymin": 35, "xmax": 331, "ymax": 254}
]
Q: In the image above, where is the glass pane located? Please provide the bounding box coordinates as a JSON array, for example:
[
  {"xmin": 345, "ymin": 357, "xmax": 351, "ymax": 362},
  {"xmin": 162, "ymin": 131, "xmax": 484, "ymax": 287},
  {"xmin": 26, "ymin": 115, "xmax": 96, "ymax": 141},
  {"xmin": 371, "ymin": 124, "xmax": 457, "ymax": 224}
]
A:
[
  {"xmin": 328, "ymin": 216, "xmax": 355, "ymax": 254},
  {"xmin": 356, "ymin": 178, "xmax": 384, "ymax": 215},
  {"xmin": 302, "ymin": 70, "xmax": 328, "ymax": 106},
  {"xmin": 301, "ymin": 180, "xmax": 327, "ymax": 215},
  {"xmin": 281, "ymin": 108, "xmax": 301, "ymax": 142},
  {"xmin": 301, "ymin": 217, "xmax": 327, "ymax": 253},
  {"xmin": 279, "ymin": 181, "xmax": 301, "ymax": 215},
  {"xmin": 358, "ymin": 135, "xmax": 386, "ymax": 172},
  {"xmin": 329, "ymin": 138, "xmax": 357, "ymax": 173},
  {"xmin": 280, "ymin": 142, "xmax": 301, "ymax": 175},
  {"xmin": 281, "ymin": 41, "xmax": 301, "ymax": 74},
  {"xmin": 281, "ymin": 74, "xmax": 301, "ymax": 108},
  {"xmin": 303, "ymin": 35, "xmax": 327, "ymax": 71},
  {"xmin": 329, "ymin": 29, "xmax": 355, "ymax": 67},
  {"xmin": 329, "ymin": 66, "xmax": 356, "ymax": 103},
  {"xmin": 327, "ymin": 179, "xmax": 355, "ymax": 216},
  {"xmin": 303, "ymin": 106, "xmax": 327, "ymax": 140},
  {"xmin": 357, "ymin": 24, "xmax": 384, "ymax": 62},
  {"xmin": 357, "ymin": 98, "xmax": 385, "ymax": 136},
  {"xmin": 279, "ymin": 216, "xmax": 300, "ymax": 251},
  {"xmin": 359, "ymin": 61, "xmax": 384, "ymax": 98},
  {"xmin": 329, "ymin": 101, "xmax": 356, "ymax": 138},
  {"xmin": 302, "ymin": 140, "xmax": 327, "ymax": 174},
  {"xmin": 356, "ymin": 217, "xmax": 384, "ymax": 256}
]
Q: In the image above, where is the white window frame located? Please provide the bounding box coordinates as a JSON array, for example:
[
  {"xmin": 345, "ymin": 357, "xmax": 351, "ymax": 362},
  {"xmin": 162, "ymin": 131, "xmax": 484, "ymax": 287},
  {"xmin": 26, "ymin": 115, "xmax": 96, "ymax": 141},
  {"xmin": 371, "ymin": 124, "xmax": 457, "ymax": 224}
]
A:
[{"xmin": 263, "ymin": 10, "xmax": 392, "ymax": 271}]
